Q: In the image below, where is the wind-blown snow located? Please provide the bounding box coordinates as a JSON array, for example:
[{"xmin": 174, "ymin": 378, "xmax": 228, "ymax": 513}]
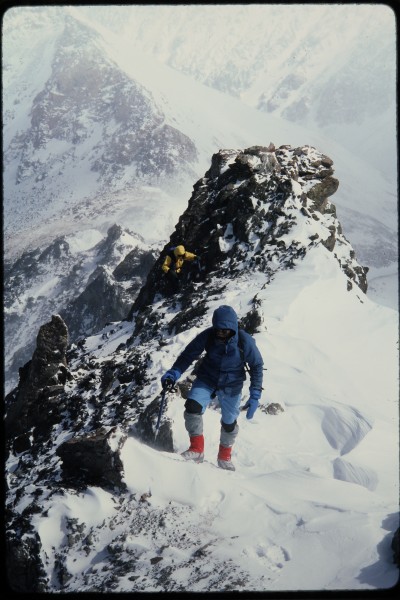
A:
[{"xmin": 66, "ymin": 229, "xmax": 104, "ymax": 254}]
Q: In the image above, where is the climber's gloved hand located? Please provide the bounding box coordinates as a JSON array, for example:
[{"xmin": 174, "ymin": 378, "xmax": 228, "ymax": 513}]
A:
[
  {"xmin": 243, "ymin": 387, "xmax": 262, "ymax": 419},
  {"xmin": 161, "ymin": 369, "xmax": 180, "ymax": 391}
]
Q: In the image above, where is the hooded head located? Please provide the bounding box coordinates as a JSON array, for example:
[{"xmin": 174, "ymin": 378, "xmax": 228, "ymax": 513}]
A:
[
  {"xmin": 212, "ymin": 305, "xmax": 238, "ymax": 339},
  {"xmin": 174, "ymin": 245, "xmax": 185, "ymax": 257}
]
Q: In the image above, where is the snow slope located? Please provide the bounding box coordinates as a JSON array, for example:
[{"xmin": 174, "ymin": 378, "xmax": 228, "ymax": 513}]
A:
[{"xmin": 28, "ymin": 248, "xmax": 399, "ymax": 592}]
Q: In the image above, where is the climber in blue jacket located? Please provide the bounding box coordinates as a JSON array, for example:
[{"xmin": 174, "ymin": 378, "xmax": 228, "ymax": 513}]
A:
[{"xmin": 161, "ymin": 305, "xmax": 264, "ymax": 471}]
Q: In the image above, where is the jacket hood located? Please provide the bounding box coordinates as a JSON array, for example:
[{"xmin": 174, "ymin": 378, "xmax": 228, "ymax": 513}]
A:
[
  {"xmin": 174, "ymin": 245, "xmax": 185, "ymax": 257},
  {"xmin": 212, "ymin": 305, "xmax": 238, "ymax": 334}
]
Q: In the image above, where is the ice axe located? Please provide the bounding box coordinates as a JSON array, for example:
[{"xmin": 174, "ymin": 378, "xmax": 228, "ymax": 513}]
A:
[
  {"xmin": 154, "ymin": 382, "xmax": 176, "ymax": 439},
  {"xmin": 154, "ymin": 389, "xmax": 167, "ymax": 440}
]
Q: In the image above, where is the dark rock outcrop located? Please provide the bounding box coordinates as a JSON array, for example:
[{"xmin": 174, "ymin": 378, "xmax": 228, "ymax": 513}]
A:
[
  {"xmin": 5, "ymin": 314, "xmax": 70, "ymax": 444},
  {"xmin": 239, "ymin": 302, "xmax": 264, "ymax": 334},
  {"xmin": 56, "ymin": 426, "xmax": 127, "ymax": 490},
  {"xmin": 135, "ymin": 395, "xmax": 175, "ymax": 453},
  {"xmin": 6, "ymin": 512, "xmax": 49, "ymax": 593}
]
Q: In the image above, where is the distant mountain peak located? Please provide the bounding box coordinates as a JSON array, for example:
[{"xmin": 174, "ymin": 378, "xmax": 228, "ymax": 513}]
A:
[{"xmin": 3, "ymin": 8, "xmax": 198, "ymax": 244}]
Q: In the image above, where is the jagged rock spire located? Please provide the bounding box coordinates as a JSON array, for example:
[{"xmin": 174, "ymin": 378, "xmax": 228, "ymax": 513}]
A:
[{"xmin": 5, "ymin": 314, "xmax": 70, "ymax": 447}]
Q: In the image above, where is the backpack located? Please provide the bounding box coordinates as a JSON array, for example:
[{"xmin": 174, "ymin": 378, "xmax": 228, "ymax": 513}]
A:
[
  {"xmin": 160, "ymin": 247, "xmax": 177, "ymax": 274},
  {"xmin": 164, "ymin": 246, "xmax": 176, "ymax": 262}
]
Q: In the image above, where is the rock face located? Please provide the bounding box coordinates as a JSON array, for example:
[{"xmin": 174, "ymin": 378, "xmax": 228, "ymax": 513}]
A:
[
  {"xmin": 5, "ymin": 513, "xmax": 48, "ymax": 593},
  {"xmin": 56, "ymin": 426, "xmax": 127, "ymax": 490},
  {"xmin": 5, "ymin": 314, "xmax": 70, "ymax": 446},
  {"xmin": 129, "ymin": 144, "xmax": 368, "ymax": 327},
  {"xmin": 60, "ymin": 242, "xmax": 156, "ymax": 342},
  {"xmin": 135, "ymin": 394, "xmax": 175, "ymax": 453}
]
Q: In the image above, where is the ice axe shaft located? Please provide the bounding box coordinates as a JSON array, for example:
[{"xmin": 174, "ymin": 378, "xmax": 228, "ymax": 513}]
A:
[
  {"xmin": 155, "ymin": 382, "xmax": 178, "ymax": 438},
  {"xmin": 154, "ymin": 388, "xmax": 168, "ymax": 439}
]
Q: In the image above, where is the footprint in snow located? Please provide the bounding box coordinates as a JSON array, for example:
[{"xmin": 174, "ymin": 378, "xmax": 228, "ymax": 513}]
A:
[{"xmin": 256, "ymin": 543, "xmax": 290, "ymax": 571}]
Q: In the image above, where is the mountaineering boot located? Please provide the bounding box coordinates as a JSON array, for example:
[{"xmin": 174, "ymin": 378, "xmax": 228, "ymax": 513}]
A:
[
  {"xmin": 217, "ymin": 444, "xmax": 235, "ymax": 471},
  {"xmin": 181, "ymin": 434, "xmax": 204, "ymax": 463},
  {"xmin": 218, "ymin": 421, "xmax": 238, "ymax": 470}
]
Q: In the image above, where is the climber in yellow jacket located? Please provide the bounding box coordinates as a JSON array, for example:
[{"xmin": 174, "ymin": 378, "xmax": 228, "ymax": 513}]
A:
[{"xmin": 162, "ymin": 244, "xmax": 197, "ymax": 292}]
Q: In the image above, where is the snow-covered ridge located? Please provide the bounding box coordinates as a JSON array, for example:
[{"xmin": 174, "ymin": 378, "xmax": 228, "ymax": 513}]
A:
[{"xmin": 5, "ymin": 144, "xmax": 398, "ymax": 592}]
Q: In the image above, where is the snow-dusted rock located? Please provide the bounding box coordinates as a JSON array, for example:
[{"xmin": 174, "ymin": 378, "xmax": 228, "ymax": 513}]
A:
[{"xmin": 4, "ymin": 225, "xmax": 156, "ymax": 394}]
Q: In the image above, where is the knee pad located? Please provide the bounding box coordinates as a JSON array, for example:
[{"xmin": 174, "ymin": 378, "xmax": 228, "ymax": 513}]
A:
[
  {"xmin": 221, "ymin": 419, "xmax": 237, "ymax": 433},
  {"xmin": 185, "ymin": 398, "xmax": 203, "ymax": 414}
]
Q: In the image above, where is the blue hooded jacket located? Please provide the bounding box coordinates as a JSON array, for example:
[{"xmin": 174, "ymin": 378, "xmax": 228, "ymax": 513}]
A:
[{"xmin": 171, "ymin": 305, "xmax": 264, "ymax": 393}]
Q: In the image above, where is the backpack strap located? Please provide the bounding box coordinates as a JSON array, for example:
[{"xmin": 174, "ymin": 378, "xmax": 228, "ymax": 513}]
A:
[
  {"xmin": 165, "ymin": 247, "xmax": 177, "ymax": 270},
  {"xmin": 205, "ymin": 329, "xmax": 250, "ymax": 372},
  {"xmin": 238, "ymin": 329, "xmax": 251, "ymax": 373}
]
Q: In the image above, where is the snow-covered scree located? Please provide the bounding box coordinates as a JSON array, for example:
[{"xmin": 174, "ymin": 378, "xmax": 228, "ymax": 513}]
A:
[{"xmin": 5, "ymin": 146, "xmax": 399, "ymax": 593}]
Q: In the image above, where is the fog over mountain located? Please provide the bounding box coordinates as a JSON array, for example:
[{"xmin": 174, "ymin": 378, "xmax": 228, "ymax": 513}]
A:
[
  {"xmin": 2, "ymin": 4, "xmax": 398, "ymax": 390},
  {"xmin": 76, "ymin": 3, "xmax": 397, "ymax": 178}
]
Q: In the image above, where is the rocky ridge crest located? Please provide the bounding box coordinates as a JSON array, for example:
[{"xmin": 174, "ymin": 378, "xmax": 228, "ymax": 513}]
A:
[{"xmin": 130, "ymin": 144, "xmax": 368, "ymax": 334}]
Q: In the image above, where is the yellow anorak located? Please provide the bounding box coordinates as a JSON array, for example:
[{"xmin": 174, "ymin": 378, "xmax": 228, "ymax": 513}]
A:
[{"xmin": 162, "ymin": 246, "xmax": 197, "ymax": 274}]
